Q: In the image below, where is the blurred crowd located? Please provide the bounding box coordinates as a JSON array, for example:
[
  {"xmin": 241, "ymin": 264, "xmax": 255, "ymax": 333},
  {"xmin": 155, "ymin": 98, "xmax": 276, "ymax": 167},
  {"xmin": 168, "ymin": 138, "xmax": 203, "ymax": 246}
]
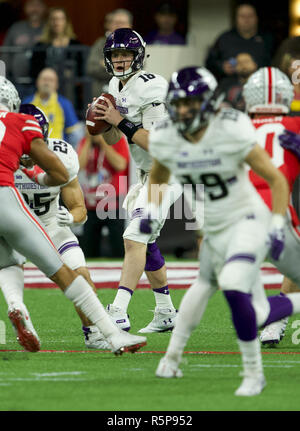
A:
[{"xmin": 1, "ymin": 0, "xmax": 300, "ymax": 257}]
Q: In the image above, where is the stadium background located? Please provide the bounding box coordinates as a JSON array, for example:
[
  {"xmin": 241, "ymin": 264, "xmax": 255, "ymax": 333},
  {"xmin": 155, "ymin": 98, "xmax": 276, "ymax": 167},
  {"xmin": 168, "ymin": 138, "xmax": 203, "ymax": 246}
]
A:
[
  {"xmin": 2, "ymin": 0, "xmax": 300, "ymax": 414},
  {"xmin": 0, "ymin": 0, "xmax": 297, "ymax": 257}
]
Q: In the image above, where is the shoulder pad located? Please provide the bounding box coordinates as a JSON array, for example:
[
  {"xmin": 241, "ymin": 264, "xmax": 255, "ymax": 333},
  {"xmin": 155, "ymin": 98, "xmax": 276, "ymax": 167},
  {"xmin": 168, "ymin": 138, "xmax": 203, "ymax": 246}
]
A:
[{"xmin": 218, "ymin": 108, "xmax": 240, "ymax": 122}]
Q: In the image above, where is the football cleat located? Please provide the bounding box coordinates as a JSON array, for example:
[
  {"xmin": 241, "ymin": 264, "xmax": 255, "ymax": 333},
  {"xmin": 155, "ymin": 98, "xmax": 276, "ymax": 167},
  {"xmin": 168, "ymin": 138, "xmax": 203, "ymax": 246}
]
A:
[
  {"xmin": 138, "ymin": 307, "xmax": 177, "ymax": 333},
  {"xmin": 107, "ymin": 329, "xmax": 146, "ymax": 356},
  {"xmin": 156, "ymin": 356, "xmax": 183, "ymax": 378},
  {"xmin": 106, "ymin": 304, "xmax": 131, "ymax": 331},
  {"xmin": 259, "ymin": 318, "xmax": 288, "ymax": 346},
  {"xmin": 82, "ymin": 325, "xmax": 110, "ymax": 350},
  {"xmin": 8, "ymin": 305, "xmax": 40, "ymax": 352},
  {"xmin": 235, "ymin": 371, "xmax": 266, "ymax": 396}
]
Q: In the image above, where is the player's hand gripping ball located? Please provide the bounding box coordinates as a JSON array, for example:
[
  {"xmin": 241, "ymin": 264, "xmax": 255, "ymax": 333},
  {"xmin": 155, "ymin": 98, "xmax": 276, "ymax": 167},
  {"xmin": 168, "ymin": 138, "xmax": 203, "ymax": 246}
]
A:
[{"xmin": 86, "ymin": 93, "xmax": 116, "ymax": 135}]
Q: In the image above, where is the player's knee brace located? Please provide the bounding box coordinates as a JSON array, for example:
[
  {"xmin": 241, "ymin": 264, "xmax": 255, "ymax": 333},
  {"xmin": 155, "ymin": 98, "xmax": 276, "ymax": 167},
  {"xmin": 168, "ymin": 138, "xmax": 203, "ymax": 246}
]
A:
[{"xmin": 144, "ymin": 242, "xmax": 165, "ymax": 272}]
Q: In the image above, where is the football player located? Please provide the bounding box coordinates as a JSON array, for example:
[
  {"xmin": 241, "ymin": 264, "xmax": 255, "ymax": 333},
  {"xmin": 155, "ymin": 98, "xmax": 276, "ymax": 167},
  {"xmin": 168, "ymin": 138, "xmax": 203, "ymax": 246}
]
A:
[
  {"xmin": 0, "ymin": 103, "xmax": 111, "ymax": 350},
  {"xmin": 90, "ymin": 28, "xmax": 182, "ymax": 333},
  {"xmin": 0, "ymin": 77, "xmax": 146, "ymax": 354},
  {"xmin": 139, "ymin": 66, "xmax": 300, "ymax": 396},
  {"xmin": 243, "ymin": 67, "xmax": 300, "ymax": 345}
]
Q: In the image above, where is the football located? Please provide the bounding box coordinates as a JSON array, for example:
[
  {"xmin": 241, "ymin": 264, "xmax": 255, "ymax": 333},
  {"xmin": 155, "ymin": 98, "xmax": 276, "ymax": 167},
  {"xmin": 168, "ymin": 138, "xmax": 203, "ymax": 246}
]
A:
[{"xmin": 86, "ymin": 93, "xmax": 116, "ymax": 135}]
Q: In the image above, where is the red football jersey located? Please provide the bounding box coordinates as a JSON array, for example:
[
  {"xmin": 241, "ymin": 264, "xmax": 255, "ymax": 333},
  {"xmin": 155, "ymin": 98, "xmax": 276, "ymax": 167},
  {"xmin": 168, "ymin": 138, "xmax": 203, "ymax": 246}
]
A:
[
  {"xmin": 249, "ymin": 115, "xmax": 300, "ymax": 229},
  {"xmin": 0, "ymin": 110, "xmax": 44, "ymax": 186}
]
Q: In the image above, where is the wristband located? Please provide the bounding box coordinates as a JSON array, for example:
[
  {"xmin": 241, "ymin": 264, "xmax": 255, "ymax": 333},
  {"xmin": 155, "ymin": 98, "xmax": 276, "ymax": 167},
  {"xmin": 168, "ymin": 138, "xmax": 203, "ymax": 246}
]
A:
[
  {"xmin": 37, "ymin": 173, "xmax": 47, "ymax": 186},
  {"xmin": 117, "ymin": 119, "xmax": 139, "ymax": 142},
  {"xmin": 270, "ymin": 213, "xmax": 285, "ymax": 230}
]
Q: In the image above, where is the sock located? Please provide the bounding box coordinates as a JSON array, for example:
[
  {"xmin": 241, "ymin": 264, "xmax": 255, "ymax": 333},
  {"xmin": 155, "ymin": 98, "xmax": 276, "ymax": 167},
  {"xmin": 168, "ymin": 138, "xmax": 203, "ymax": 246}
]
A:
[
  {"xmin": 165, "ymin": 279, "xmax": 213, "ymax": 363},
  {"xmin": 262, "ymin": 294, "xmax": 293, "ymax": 327},
  {"xmin": 153, "ymin": 285, "xmax": 174, "ymax": 309},
  {"xmin": 224, "ymin": 291, "xmax": 257, "ymax": 341},
  {"xmin": 64, "ymin": 276, "xmax": 118, "ymax": 338},
  {"xmin": 286, "ymin": 292, "xmax": 300, "ymax": 314},
  {"xmin": 0, "ymin": 265, "xmax": 24, "ymax": 306},
  {"xmin": 238, "ymin": 338, "xmax": 263, "ymax": 376},
  {"xmin": 113, "ymin": 286, "xmax": 133, "ymax": 311}
]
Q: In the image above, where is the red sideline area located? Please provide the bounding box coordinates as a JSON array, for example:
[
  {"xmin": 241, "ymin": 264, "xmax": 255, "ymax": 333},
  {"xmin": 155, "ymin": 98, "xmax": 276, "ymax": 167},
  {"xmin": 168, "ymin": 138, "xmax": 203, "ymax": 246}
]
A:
[{"xmin": 23, "ymin": 262, "xmax": 283, "ymax": 290}]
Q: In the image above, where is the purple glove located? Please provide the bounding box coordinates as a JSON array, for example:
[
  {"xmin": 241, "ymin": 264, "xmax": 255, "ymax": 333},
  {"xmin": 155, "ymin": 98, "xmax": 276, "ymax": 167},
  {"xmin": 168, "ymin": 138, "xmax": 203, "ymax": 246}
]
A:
[
  {"xmin": 140, "ymin": 214, "xmax": 153, "ymax": 234},
  {"xmin": 269, "ymin": 229, "xmax": 285, "ymax": 260},
  {"xmin": 268, "ymin": 214, "xmax": 285, "ymax": 261},
  {"xmin": 279, "ymin": 129, "xmax": 300, "ymax": 161},
  {"xmin": 139, "ymin": 205, "xmax": 160, "ymax": 234}
]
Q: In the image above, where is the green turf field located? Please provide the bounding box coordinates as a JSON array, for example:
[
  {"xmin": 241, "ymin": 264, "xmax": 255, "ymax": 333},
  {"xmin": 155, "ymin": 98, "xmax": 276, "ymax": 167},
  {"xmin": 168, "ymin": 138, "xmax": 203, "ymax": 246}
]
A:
[{"xmin": 0, "ymin": 285, "xmax": 300, "ymax": 411}]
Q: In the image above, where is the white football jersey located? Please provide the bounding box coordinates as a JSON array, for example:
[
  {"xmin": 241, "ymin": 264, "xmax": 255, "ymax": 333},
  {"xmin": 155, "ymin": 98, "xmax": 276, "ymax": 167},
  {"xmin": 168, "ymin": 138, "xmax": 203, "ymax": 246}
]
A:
[
  {"xmin": 109, "ymin": 69, "xmax": 168, "ymax": 172},
  {"xmin": 149, "ymin": 108, "xmax": 270, "ymax": 233},
  {"xmin": 14, "ymin": 138, "xmax": 79, "ymax": 227}
]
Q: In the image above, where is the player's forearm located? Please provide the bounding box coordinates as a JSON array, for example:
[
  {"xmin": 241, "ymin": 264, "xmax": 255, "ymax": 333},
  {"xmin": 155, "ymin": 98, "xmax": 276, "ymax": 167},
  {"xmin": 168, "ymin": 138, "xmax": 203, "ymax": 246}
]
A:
[
  {"xmin": 131, "ymin": 129, "xmax": 149, "ymax": 151},
  {"xmin": 268, "ymin": 173, "xmax": 289, "ymax": 216},
  {"xmin": 43, "ymin": 169, "xmax": 69, "ymax": 187},
  {"xmin": 69, "ymin": 205, "xmax": 87, "ymax": 224},
  {"xmin": 102, "ymin": 126, "xmax": 123, "ymax": 146}
]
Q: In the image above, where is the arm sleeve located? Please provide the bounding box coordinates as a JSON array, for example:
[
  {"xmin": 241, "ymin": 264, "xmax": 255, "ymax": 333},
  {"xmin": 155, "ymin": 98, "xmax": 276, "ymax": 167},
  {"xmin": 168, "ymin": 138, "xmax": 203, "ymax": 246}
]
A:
[
  {"xmin": 142, "ymin": 103, "xmax": 169, "ymax": 130},
  {"xmin": 219, "ymin": 110, "xmax": 257, "ymax": 161},
  {"xmin": 140, "ymin": 75, "xmax": 169, "ymax": 130},
  {"xmin": 67, "ymin": 148, "xmax": 80, "ymax": 183},
  {"xmin": 55, "ymin": 142, "xmax": 80, "ymax": 183}
]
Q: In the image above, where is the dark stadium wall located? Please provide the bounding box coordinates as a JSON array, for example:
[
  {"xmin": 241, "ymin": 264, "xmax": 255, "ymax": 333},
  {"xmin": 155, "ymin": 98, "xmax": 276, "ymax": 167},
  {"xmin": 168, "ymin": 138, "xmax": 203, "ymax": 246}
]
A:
[
  {"xmin": 18, "ymin": 0, "xmax": 188, "ymax": 46},
  {"xmin": 41, "ymin": 0, "xmax": 124, "ymax": 46},
  {"xmin": 17, "ymin": 0, "xmax": 288, "ymax": 48},
  {"xmin": 231, "ymin": 0, "xmax": 289, "ymax": 55}
]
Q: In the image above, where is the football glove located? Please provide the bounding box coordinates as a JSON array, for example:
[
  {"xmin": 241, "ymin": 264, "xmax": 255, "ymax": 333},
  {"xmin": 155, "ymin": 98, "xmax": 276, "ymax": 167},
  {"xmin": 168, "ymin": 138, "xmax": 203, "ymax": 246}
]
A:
[
  {"xmin": 56, "ymin": 206, "xmax": 74, "ymax": 227},
  {"xmin": 268, "ymin": 214, "xmax": 285, "ymax": 261},
  {"xmin": 139, "ymin": 203, "xmax": 160, "ymax": 234},
  {"xmin": 279, "ymin": 129, "xmax": 300, "ymax": 161},
  {"xmin": 20, "ymin": 165, "xmax": 46, "ymax": 185}
]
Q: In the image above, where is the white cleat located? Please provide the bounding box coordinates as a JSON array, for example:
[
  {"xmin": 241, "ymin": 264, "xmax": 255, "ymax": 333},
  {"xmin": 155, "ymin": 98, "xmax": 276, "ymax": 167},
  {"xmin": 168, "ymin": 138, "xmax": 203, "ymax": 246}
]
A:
[
  {"xmin": 260, "ymin": 318, "xmax": 289, "ymax": 346},
  {"xmin": 82, "ymin": 325, "xmax": 110, "ymax": 350},
  {"xmin": 107, "ymin": 329, "xmax": 146, "ymax": 356},
  {"xmin": 156, "ymin": 356, "xmax": 183, "ymax": 378},
  {"xmin": 106, "ymin": 304, "xmax": 131, "ymax": 331},
  {"xmin": 138, "ymin": 307, "xmax": 177, "ymax": 333},
  {"xmin": 235, "ymin": 372, "xmax": 266, "ymax": 396},
  {"xmin": 8, "ymin": 304, "xmax": 40, "ymax": 353}
]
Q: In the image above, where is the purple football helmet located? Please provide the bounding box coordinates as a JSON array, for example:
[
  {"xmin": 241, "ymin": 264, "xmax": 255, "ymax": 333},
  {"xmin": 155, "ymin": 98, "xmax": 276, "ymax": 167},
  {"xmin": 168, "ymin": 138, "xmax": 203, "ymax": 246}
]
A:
[
  {"xmin": 167, "ymin": 67, "xmax": 218, "ymax": 134},
  {"xmin": 103, "ymin": 28, "xmax": 146, "ymax": 79},
  {"xmin": 19, "ymin": 103, "xmax": 49, "ymax": 139}
]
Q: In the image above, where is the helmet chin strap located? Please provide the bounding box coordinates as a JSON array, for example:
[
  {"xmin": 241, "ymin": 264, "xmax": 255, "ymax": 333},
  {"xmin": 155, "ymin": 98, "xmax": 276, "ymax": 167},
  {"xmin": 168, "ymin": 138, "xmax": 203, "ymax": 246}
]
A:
[{"xmin": 114, "ymin": 65, "xmax": 136, "ymax": 80}]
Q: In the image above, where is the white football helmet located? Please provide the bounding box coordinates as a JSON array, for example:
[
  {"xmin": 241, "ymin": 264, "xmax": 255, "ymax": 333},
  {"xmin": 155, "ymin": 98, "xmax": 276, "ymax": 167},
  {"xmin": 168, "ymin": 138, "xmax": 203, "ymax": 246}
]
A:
[
  {"xmin": 0, "ymin": 76, "xmax": 21, "ymax": 112},
  {"xmin": 243, "ymin": 67, "xmax": 294, "ymax": 114}
]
